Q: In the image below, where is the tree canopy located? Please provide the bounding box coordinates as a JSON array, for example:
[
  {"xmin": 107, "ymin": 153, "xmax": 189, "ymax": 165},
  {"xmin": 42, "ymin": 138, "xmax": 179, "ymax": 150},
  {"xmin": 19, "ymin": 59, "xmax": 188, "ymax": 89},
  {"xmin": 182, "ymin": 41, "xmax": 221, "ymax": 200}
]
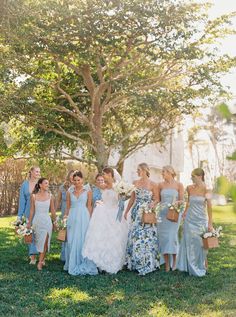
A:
[{"xmin": 0, "ymin": 0, "xmax": 235, "ymax": 170}]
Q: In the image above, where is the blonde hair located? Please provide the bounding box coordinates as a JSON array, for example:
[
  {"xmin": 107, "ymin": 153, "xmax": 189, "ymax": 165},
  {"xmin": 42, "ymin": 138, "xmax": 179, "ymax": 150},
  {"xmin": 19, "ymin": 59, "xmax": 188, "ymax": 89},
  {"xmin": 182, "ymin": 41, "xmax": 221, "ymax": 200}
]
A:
[
  {"xmin": 63, "ymin": 170, "xmax": 75, "ymax": 189},
  {"xmin": 28, "ymin": 166, "xmax": 39, "ymax": 179},
  {"xmin": 138, "ymin": 163, "xmax": 150, "ymax": 177},
  {"xmin": 162, "ymin": 165, "xmax": 176, "ymax": 178}
]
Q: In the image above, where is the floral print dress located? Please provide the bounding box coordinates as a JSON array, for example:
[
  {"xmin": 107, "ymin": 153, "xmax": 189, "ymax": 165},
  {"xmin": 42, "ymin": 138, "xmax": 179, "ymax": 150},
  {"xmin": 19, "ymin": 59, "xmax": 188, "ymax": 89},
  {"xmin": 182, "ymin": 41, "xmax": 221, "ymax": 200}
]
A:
[{"xmin": 126, "ymin": 188, "xmax": 160, "ymax": 275}]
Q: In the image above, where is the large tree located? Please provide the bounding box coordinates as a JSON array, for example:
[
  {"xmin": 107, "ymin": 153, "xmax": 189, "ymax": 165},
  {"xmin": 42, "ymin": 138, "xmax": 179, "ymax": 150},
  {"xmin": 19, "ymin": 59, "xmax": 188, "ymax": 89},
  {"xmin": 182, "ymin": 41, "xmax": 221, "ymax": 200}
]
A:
[{"xmin": 0, "ymin": 0, "xmax": 235, "ymax": 170}]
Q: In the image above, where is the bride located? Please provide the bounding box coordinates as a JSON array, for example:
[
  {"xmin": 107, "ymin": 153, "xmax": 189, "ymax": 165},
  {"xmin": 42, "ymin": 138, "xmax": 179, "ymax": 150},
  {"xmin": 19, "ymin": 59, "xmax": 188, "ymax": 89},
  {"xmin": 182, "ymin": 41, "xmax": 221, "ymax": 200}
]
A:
[{"xmin": 82, "ymin": 167, "xmax": 128, "ymax": 274}]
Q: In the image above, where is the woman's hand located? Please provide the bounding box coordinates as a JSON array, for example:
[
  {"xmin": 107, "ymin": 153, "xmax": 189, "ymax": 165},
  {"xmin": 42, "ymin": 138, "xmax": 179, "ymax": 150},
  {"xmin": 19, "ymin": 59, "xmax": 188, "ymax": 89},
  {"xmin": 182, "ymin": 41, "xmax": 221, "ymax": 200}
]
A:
[
  {"xmin": 208, "ymin": 222, "xmax": 214, "ymax": 232},
  {"xmin": 124, "ymin": 211, "xmax": 128, "ymax": 220},
  {"xmin": 26, "ymin": 223, "xmax": 31, "ymax": 230},
  {"xmin": 182, "ymin": 212, "xmax": 187, "ymax": 220}
]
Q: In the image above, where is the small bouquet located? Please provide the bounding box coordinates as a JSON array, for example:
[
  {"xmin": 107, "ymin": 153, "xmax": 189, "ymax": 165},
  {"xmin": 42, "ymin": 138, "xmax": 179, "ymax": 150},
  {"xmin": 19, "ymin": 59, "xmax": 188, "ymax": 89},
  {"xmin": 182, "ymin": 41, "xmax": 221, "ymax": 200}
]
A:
[
  {"xmin": 113, "ymin": 179, "xmax": 136, "ymax": 222},
  {"xmin": 55, "ymin": 216, "xmax": 67, "ymax": 242},
  {"xmin": 166, "ymin": 201, "xmax": 184, "ymax": 223},
  {"xmin": 16, "ymin": 224, "xmax": 33, "ymax": 244},
  {"xmin": 12, "ymin": 216, "xmax": 27, "ymax": 234},
  {"xmin": 139, "ymin": 202, "xmax": 162, "ymax": 225},
  {"xmin": 201, "ymin": 226, "xmax": 222, "ymax": 249}
]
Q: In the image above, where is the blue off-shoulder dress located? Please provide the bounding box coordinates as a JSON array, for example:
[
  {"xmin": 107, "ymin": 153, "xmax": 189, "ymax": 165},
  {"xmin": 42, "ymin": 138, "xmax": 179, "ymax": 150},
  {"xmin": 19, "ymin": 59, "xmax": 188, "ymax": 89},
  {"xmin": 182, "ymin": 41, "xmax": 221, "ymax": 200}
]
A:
[
  {"xmin": 126, "ymin": 188, "xmax": 159, "ymax": 275},
  {"xmin": 177, "ymin": 196, "xmax": 208, "ymax": 277},
  {"xmin": 63, "ymin": 190, "xmax": 98, "ymax": 276},
  {"xmin": 91, "ymin": 185, "xmax": 102, "ymax": 208},
  {"xmin": 158, "ymin": 188, "xmax": 181, "ymax": 260},
  {"xmin": 18, "ymin": 180, "xmax": 38, "ymax": 256}
]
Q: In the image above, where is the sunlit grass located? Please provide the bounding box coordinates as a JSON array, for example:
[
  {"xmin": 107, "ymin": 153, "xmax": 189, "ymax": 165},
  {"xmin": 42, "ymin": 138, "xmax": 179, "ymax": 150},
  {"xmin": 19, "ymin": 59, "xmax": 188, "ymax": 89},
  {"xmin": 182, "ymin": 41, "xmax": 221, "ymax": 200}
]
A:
[{"xmin": 0, "ymin": 205, "xmax": 235, "ymax": 317}]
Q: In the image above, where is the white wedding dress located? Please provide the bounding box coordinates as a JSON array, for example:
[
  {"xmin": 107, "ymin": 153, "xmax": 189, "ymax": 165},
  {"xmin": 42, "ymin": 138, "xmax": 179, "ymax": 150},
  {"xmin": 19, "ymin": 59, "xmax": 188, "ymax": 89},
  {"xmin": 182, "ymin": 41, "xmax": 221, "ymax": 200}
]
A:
[{"xmin": 82, "ymin": 188, "xmax": 128, "ymax": 274}]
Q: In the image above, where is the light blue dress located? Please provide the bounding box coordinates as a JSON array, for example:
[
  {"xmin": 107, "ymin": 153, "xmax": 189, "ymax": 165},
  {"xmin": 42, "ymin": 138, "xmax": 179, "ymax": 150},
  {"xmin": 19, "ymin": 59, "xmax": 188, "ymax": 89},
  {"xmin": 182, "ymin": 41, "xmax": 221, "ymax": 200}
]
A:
[
  {"xmin": 126, "ymin": 188, "xmax": 159, "ymax": 275},
  {"xmin": 177, "ymin": 196, "xmax": 208, "ymax": 277},
  {"xmin": 18, "ymin": 180, "xmax": 38, "ymax": 256},
  {"xmin": 158, "ymin": 188, "xmax": 181, "ymax": 256},
  {"xmin": 63, "ymin": 190, "xmax": 98, "ymax": 276}
]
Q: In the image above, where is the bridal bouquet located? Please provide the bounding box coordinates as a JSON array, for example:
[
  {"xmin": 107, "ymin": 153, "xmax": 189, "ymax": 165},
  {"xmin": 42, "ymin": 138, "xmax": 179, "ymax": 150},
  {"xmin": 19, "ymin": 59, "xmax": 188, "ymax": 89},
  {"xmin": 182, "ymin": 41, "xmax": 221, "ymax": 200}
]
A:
[
  {"xmin": 201, "ymin": 226, "xmax": 222, "ymax": 249},
  {"xmin": 113, "ymin": 179, "xmax": 136, "ymax": 199},
  {"xmin": 113, "ymin": 179, "xmax": 136, "ymax": 222}
]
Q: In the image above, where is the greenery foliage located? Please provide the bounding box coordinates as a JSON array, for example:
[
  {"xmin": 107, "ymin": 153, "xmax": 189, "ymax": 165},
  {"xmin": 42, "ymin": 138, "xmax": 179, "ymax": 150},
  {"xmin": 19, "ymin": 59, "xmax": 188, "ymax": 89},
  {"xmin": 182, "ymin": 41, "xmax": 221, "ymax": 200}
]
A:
[{"xmin": 0, "ymin": 0, "xmax": 236, "ymax": 170}]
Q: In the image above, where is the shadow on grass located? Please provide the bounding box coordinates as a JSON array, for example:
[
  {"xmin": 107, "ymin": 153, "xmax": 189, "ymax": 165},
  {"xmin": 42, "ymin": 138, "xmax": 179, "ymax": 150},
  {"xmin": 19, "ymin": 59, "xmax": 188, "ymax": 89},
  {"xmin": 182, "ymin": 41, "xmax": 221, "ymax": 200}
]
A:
[{"xmin": 0, "ymin": 222, "xmax": 236, "ymax": 317}]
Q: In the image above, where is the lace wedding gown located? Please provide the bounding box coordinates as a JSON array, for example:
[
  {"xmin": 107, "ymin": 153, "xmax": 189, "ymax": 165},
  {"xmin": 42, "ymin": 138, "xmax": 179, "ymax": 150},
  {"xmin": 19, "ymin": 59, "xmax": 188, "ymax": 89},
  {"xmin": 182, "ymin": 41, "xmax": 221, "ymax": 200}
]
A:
[{"xmin": 82, "ymin": 188, "xmax": 128, "ymax": 274}]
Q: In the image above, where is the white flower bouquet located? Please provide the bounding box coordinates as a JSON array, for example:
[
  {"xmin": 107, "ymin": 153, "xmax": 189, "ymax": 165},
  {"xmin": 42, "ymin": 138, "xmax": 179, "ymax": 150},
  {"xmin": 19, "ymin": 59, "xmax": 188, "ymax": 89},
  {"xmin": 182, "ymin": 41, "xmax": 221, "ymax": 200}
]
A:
[
  {"xmin": 12, "ymin": 216, "xmax": 27, "ymax": 234},
  {"xmin": 166, "ymin": 201, "xmax": 185, "ymax": 222},
  {"xmin": 16, "ymin": 223, "xmax": 33, "ymax": 244},
  {"xmin": 55, "ymin": 216, "xmax": 67, "ymax": 230},
  {"xmin": 139, "ymin": 202, "xmax": 162, "ymax": 225},
  {"xmin": 113, "ymin": 180, "xmax": 136, "ymax": 221},
  {"xmin": 201, "ymin": 226, "xmax": 222, "ymax": 249},
  {"xmin": 113, "ymin": 179, "xmax": 136, "ymax": 199},
  {"xmin": 55, "ymin": 216, "xmax": 67, "ymax": 242}
]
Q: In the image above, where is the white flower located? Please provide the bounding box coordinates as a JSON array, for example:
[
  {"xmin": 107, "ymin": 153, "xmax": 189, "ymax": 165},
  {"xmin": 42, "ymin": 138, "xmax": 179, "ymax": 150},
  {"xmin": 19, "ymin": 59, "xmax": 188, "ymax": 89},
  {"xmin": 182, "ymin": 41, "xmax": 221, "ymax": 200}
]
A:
[{"xmin": 203, "ymin": 232, "xmax": 212, "ymax": 238}]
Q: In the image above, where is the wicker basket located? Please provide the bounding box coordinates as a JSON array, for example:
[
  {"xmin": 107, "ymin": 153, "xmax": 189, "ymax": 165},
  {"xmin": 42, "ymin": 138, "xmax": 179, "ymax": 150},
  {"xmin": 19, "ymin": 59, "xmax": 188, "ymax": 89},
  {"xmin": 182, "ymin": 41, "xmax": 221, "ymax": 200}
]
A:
[
  {"xmin": 142, "ymin": 212, "xmax": 157, "ymax": 224},
  {"xmin": 166, "ymin": 208, "xmax": 179, "ymax": 222},
  {"xmin": 24, "ymin": 234, "xmax": 33, "ymax": 244},
  {"xmin": 202, "ymin": 236, "xmax": 219, "ymax": 249},
  {"xmin": 57, "ymin": 229, "xmax": 66, "ymax": 242}
]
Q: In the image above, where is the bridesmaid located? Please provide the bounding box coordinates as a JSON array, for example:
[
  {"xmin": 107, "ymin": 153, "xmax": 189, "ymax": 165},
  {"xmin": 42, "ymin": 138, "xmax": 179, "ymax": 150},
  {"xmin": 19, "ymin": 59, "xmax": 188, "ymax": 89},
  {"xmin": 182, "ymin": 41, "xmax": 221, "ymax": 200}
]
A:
[
  {"xmin": 91, "ymin": 173, "xmax": 104, "ymax": 207},
  {"xmin": 124, "ymin": 163, "xmax": 160, "ymax": 276},
  {"xmin": 157, "ymin": 165, "xmax": 184, "ymax": 272},
  {"xmin": 55, "ymin": 170, "xmax": 74, "ymax": 261},
  {"xmin": 17, "ymin": 166, "xmax": 41, "ymax": 264},
  {"xmin": 27, "ymin": 178, "xmax": 57, "ymax": 270},
  {"xmin": 177, "ymin": 168, "xmax": 213, "ymax": 277},
  {"xmin": 63, "ymin": 171, "xmax": 98, "ymax": 276}
]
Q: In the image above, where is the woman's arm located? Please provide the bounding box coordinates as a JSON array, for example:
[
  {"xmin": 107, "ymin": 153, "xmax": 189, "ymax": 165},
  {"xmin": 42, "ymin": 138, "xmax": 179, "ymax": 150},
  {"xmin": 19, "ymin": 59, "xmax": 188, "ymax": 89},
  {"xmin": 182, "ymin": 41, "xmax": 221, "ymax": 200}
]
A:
[
  {"xmin": 152, "ymin": 183, "xmax": 161, "ymax": 207},
  {"xmin": 18, "ymin": 181, "xmax": 26, "ymax": 219},
  {"xmin": 50, "ymin": 195, "xmax": 57, "ymax": 224},
  {"xmin": 206, "ymin": 190, "xmax": 213, "ymax": 231},
  {"xmin": 124, "ymin": 190, "xmax": 136, "ymax": 220},
  {"xmin": 182, "ymin": 186, "xmax": 190, "ymax": 219},
  {"xmin": 87, "ymin": 190, "xmax": 93, "ymax": 216},
  {"xmin": 27, "ymin": 194, "xmax": 35, "ymax": 228},
  {"xmin": 55, "ymin": 190, "xmax": 62, "ymax": 212},
  {"xmin": 63, "ymin": 192, "xmax": 71, "ymax": 218},
  {"xmin": 178, "ymin": 182, "xmax": 184, "ymax": 202}
]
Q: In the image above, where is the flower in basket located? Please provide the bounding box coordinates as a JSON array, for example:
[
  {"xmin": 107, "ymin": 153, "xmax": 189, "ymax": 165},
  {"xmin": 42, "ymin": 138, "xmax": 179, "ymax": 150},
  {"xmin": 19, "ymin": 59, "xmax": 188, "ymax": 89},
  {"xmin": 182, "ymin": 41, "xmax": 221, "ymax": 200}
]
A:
[
  {"xmin": 55, "ymin": 216, "xmax": 67, "ymax": 230},
  {"xmin": 201, "ymin": 226, "xmax": 223, "ymax": 239},
  {"xmin": 16, "ymin": 224, "xmax": 33, "ymax": 236},
  {"xmin": 167, "ymin": 201, "xmax": 185, "ymax": 213}
]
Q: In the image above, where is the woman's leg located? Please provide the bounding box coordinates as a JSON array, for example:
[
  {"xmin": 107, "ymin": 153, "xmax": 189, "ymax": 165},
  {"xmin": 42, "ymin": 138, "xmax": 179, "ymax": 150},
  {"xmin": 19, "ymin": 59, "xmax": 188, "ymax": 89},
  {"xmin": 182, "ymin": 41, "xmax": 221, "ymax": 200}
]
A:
[
  {"xmin": 172, "ymin": 254, "xmax": 177, "ymax": 270},
  {"xmin": 164, "ymin": 254, "xmax": 170, "ymax": 272},
  {"xmin": 37, "ymin": 234, "xmax": 49, "ymax": 270}
]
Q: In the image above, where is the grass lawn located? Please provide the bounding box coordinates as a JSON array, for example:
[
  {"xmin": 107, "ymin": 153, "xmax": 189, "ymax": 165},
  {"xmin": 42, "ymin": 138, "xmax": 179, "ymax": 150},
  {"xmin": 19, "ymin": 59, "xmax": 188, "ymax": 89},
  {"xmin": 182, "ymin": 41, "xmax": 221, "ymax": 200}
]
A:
[{"xmin": 0, "ymin": 205, "xmax": 235, "ymax": 317}]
